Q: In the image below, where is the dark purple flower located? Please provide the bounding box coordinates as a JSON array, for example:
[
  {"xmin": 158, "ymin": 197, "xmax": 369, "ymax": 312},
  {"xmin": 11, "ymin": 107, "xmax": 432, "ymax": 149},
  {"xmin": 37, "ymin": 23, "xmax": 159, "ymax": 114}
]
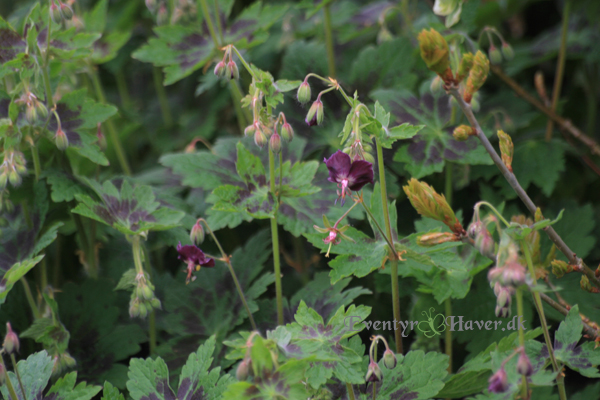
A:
[
  {"xmin": 488, "ymin": 367, "xmax": 509, "ymax": 393},
  {"xmin": 324, "ymin": 150, "xmax": 374, "ymax": 205},
  {"xmin": 177, "ymin": 242, "xmax": 215, "ymax": 283}
]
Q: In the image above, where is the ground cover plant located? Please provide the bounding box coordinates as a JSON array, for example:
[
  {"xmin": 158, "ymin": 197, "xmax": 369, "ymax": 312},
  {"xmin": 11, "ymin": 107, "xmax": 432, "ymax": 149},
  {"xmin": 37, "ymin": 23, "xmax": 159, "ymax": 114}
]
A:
[{"xmin": 0, "ymin": 0, "xmax": 599, "ymax": 399}]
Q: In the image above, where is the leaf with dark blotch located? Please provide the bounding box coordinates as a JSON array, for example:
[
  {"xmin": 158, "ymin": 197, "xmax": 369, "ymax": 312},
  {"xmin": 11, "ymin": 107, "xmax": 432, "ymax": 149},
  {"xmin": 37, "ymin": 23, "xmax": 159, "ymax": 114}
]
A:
[
  {"xmin": 0, "ymin": 350, "xmax": 53, "ymax": 400},
  {"xmin": 133, "ymin": 3, "xmax": 288, "ymax": 85},
  {"xmin": 156, "ymin": 231, "xmax": 273, "ymax": 371},
  {"xmin": 127, "ymin": 336, "xmax": 231, "ymax": 400},
  {"xmin": 371, "ymin": 90, "xmax": 492, "ymax": 179},
  {"xmin": 273, "ymin": 302, "xmax": 370, "ymax": 387},
  {"xmin": 37, "ymin": 27, "xmax": 100, "ymax": 60},
  {"xmin": 72, "ymin": 178, "xmax": 184, "ymax": 235},
  {"xmin": 56, "ymin": 279, "xmax": 146, "ymax": 389},
  {"xmin": 551, "ymin": 305, "xmax": 600, "ymax": 378},
  {"xmin": 0, "ymin": 15, "xmax": 26, "ymax": 64}
]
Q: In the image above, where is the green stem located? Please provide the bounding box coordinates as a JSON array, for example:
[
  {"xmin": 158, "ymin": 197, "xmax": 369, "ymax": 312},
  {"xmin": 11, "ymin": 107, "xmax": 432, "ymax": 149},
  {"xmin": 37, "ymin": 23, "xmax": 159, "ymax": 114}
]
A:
[
  {"xmin": 213, "ymin": 0, "xmax": 224, "ymax": 42},
  {"xmin": 40, "ymin": 258, "xmax": 48, "ymax": 294},
  {"xmin": 89, "ymin": 66, "xmax": 132, "ymax": 175},
  {"xmin": 372, "ymin": 342, "xmax": 378, "ymax": 400},
  {"xmin": 269, "ymin": 147, "xmax": 284, "ymax": 325},
  {"xmin": 375, "ymin": 138, "xmax": 402, "ymax": 355},
  {"xmin": 545, "ymin": 0, "xmax": 571, "ymax": 141},
  {"xmin": 360, "ymin": 201, "xmax": 394, "ymax": 252},
  {"xmin": 199, "ymin": 219, "xmax": 258, "ymax": 331},
  {"xmin": 522, "ymin": 241, "xmax": 567, "ymax": 400},
  {"xmin": 149, "ymin": 310, "xmax": 156, "ymax": 355},
  {"xmin": 152, "ymin": 67, "xmax": 173, "ymax": 127},
  {"xmin": 20, "ymin": 278, "xmax": 40, "ymax": 319},
  {"xmin": 199, "ymin": 0, "xmax": 220, "ymax": 48},
  {"xmin": 444, "ymin": 163, "xmax": 453, "ymax": 373},
  {"xmin": 229, "ymin": 81, "xmax": 250, "ymax": 131},
  {"xmin": 515, "ymin": 288, "xmax": 527, "ymax": 399},
  {"xmin": 400, "ymin": 0, "xmax": 412, "ymax": 34},
  {"xmin": 346, "ymin": 382, "xmax": 356, "ymax": 400},
  {"xmin": 10, "ymin": 354, "xmax": 26, "ymax": 400},
  {"xmin": 72, "ymin": 211, "xmax": 97, "ymax": 278},
  {"xmin": 31, "ymin": 147, "xmax": 41, "ymax": 181},
  {"xmin": 323, "ymin": 3, "xmax": 336, "ymax": 78},
  {"xmin": 132, "ymin": 236, "xmax": 157, "ymax": 354},
  {"xmin": 1, "ymin": 354, "xmax": 19, "ymax": 400},
  {"xmin": 475, "ymin": 201, "xmax": 510, "ymax": 226},
  {"xmin": 115, "ymin": 70, "xmax": 132, "ymax": 110}
]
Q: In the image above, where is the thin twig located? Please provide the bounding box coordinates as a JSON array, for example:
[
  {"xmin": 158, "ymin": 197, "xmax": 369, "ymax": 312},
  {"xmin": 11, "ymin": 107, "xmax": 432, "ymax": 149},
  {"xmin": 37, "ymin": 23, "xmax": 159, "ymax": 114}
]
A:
[
  {"xmin": 490, "ymin": 65, "xmax": 600, "ymax": 157},
  {"xmin": 448, "ymin": 86, "xmax": 600, "ymax": 290}
]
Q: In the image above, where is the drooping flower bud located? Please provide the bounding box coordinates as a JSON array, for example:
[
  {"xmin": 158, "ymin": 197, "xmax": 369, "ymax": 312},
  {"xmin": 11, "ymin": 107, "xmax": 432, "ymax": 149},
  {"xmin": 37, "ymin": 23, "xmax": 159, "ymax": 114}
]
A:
[
  {"xmin": 297, "ymin": 80, "xmax": 311, "ymax": 104},
  {"xmin": 254, "ymin": 129, "xmax": 267, "ymax": 149},
  {"xmin": 516, "ymin": 351, "xmax": 533, "ymax": 377},
  {"xmin": 306, "ymin": 98, "xmax": 324, "ymax": 126},
  {"xmin": 236, "ymin": 359, "xmax": 250, "ymax": 381},
  {"xmin": 365, "ymin": 360, "xmax": 383, "ymax": 384},
  {"xmin": 50, "ymin": 1, "xmax": 63, "ymax": 24},
  {"xmin": 417, "ymin": 232, "xmax": 458, "ymax": 247},
  {"xmin": 464, "ymin": 51, "xmax": 490, "ymax": 103},
  {"xmin": 488, "ymin": 45, "xmax": 502, "ymax": 65},
  {"xmin": 59, "ymin": 2, "xmax": 74, "ymax": 20},
  {"xmin": 497, "ymin": 130, "xmax": 514, "ymax": 172},
  {"xmin": 382, "ymin": 349, "xmax": 397, "ymax": 369},
  {"xmin": 417, "ymin": 28, "xmax": 452, "ymax": 81},
  {"xmin": 281, "ymin": 122, "xmax": 294, "ymax": 143},
  {"xmin": 3, "ymin": 322, "xmax": 19, "ymax": 355},
  {"xmin": 488, "ymin": 366, "xmax": 508, "ymax": 393},
  {"xmin": 226, "ymin": 60, "xmax": 239, "ymax": 80},
  {"xmin": 377, "ymin": 27, "xmax": 393, "ymax": 44},
  {"xmin": 475, "ymin": 228, "xmax": 495, "ymax": 259},
  {"xmin": 25, "ymin": 104, "xmax": 37, "ymax": 122},
  {"xmin": 157, "ymin": 4, "xmax": 168, "ymax": 26},
  {"xmin": 501, "ymin": 43, "xmax": 514, "ymax": 60},
  {"xmin": 430, "ymin": 76, "xmax": 443, "ymax": 94},
  {"xmin": 8, "ymin": 169, "xmax": 21, "ymax": 187},
  {"xmin": 269, "ymin": 133, "xmax": 281, "ymax": 154},
  {"xmin": 190, "ymin": 220, "xmax": 205, "ymax": 245},
  {"xmin": 55, "ymin": 127, "xmax": 69, "ymax": 151},
  {"xmin": 453, "ymin": 125, "xmax": 474, "ymax": 141},
  {"xmin": 214, "ymin": 61, "xmax": 226, "ymax": 78}
]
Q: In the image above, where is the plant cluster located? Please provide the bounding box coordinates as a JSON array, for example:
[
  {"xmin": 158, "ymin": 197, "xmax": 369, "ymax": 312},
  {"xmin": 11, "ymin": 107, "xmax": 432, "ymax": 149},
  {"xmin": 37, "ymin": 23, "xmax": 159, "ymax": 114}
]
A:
[{"xmin": 0, "ymin": 0, "xmax": 599, "ymax": 399}]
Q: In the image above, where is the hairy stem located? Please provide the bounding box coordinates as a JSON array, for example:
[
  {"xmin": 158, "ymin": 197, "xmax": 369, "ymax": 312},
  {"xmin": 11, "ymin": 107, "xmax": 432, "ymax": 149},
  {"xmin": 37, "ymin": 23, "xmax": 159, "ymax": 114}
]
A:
[
  {"xmin": 522, "ymin": 241, "xmax": 567, "ymax": 400},
  {"xmin": 269, "ymin": 147, "xmax": 284, "ymax": 325},
  {"xmin": 444, "ymin": 163, "xmax": 452, "ymax": 373},
  {"xmin": 10, "ymin": 354, "xmax": 26, "ymax": 400},
  {"xmin": 132, "ymin": 236, "xmax": 156, "ymax": 354},
  {"xmin": 89, "ymin": 66, "xmax": 132, "ymax": 175},
  {"xmin": 448, "ymin": 87, "xmax": 600, "ymax": 290},
  {"xmin": 149, "ymin": 310, "xmax": 156, "ymax": 355},
  {"xmin": 20, "ymin": 278, "xmax": 40, "ymax": 319},
  {"xmin": 115, "ymin": 70, "xmax": 132, "ymax": 110},
  {"xmin": 31, "ymin": 147, "xmax": 41, "ymax": 181},
  {"xmin": 152, "ymin": 67, "xmax": 173, "ymax": 127},
  {"xmin": 375, "ymin": 138, "xmax": 403, "ymax": 354},
  {"xmin": 200, "ymin": 219, "xmax": 258, "ymax": 330},
  {"xmin": 515, "ymin": 288, "xmax": 528, "ymax": 399},
  {"xmin": 346, "ymin": 382, "xmax": 356, "ymax": 400},
  {"xmin": 545, "ymin": 0, "xmax": 571, "ymax": 140},
  {"xmin": 323, "ymin": 3, "xmax": 336, "ymax": 78}
]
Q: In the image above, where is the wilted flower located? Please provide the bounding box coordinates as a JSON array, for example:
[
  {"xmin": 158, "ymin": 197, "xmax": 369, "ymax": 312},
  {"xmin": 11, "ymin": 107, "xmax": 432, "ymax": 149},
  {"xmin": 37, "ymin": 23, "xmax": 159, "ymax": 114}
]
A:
[
  {"xmin": 516, "ymin": 349, "xmax": 533, "ymax": 377},
  {"xmin": 493, "ymin": 282, "xmax": 513, "ymax": 318},
  {"xmin": 190, "ymin": 219, "xmax": 205, "ymax": 245},
  {"xmin": 488, "ymin": 366, "xmax": 509, "ymax": 393},
  {"xmin": 313, "ymin": 222, "xmax": 354, "ymax": 258},
  {"xmin": 226, "ymin": 60, "xmax": 239, "ymax": 80},
  {"xmin": 324, "ymin": 150, "xmax": 374, "ymax": 205},
  {"xmin": 365, "ymin": 360, "xmax": 383, "ymax": 385},
  {"xmin": 306, "ymin": 97, "xmax": 324, "ymax": 126},
  {"xmin": 176, "ymin": 242, "xmax": 215, "ymax": 283}
]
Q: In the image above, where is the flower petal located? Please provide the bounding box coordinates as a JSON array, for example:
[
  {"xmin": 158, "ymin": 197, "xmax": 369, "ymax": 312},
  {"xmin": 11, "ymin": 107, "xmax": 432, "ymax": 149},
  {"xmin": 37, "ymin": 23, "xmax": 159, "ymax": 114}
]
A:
[
  {"xmin": 347, "ymin": 160, "xmax": 374, "ymax": 191},
  {"xmin": 324, "ymin": 150, "xmax": 351, "ymax": 184}
]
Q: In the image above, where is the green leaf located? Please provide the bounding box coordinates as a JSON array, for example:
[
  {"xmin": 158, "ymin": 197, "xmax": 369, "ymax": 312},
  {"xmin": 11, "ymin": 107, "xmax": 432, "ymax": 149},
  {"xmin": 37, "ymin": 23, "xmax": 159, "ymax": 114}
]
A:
[
  {"xmin": 0, "ymin": 350, "xmax": 53, "ymax": 400},
  {"xmin": 553, "ymin": 305, "xmax": 600, "ymax": 377},
  {"xmin": 43, "ymin": 169, "xmax": 87, "ymax": 202},
  {"xmin": 359, "ymin": 351, "xmax": 449, "ymax": 400},
  {"xmin": 101, "ymin": 382, "xmax": 125, "ymax": 400},
  {"xmin": 45, "ymin": 372, "xmax": 102, "ymax": 400},
  {"xmin": 127, "ymin": 335, "xmax": 231, "ymax": 400},
  {"xmin": 0, "ymin": 256, "xmax": 44, "ymax": 305}
]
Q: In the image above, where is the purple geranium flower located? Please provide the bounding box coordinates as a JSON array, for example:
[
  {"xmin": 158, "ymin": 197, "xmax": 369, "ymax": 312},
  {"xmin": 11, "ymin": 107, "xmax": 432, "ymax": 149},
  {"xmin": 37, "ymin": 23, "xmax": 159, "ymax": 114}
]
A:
[
  {"xmin": 324, "ymin": 150, "xmax": 374, "ymax": 205},
  {"xmin": 177, "ymin": 242, "xmax": 215, "ymax": 284}
]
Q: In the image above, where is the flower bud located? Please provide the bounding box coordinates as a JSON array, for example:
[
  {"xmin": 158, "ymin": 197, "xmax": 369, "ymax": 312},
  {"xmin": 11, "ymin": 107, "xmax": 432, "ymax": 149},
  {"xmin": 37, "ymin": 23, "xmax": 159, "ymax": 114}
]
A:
[
  {"xmin": 3, "ymin": 323, "xmax": 19, "ymax": 355},
  {"xmin": 306, "ymin": 98, "xmax": 323, "ymax": 126},
  {"xmin": 417, "ymin": 232, "xmax": 457, "ymax": 247},
  {"xmin": 8, "ymin": 169, "xmax": 21, "ymax": 187},
  {"xmin": 157, "ymin": 4, "xmax": 168, "ymax": 26},
  {"xmin": 0, "ymin": 172, "xmax": 7, "ymax": 190},
  {"xmin": 475, "ymin": 229, "xmax": 495, "ymax": 258},
  {"xmin": 236, "ymin": 359, "xmax": 250, "ymax": 381},
  {"xmin": 464, "ymin": 51, "xmax": 490, "ymax": 103},
  {"xmin": 254, "ymin": 129, "xmax": 267, "ymax": 149},
  {"xmin": 377, "ymin": 27, "xmax": 393, "ymax": 44},
  {"xmin": 190, "ymin": 220, "xmax": 205, "ymax": 245},
  {"xmin": 55, "ymin": 128, "xmax": 69, "ymax": 151},
  {"xmin": 516, "ymin": 351, "xmax": 533, "ymax": 377},
  {"xmin": 488, "ymin": 45, "xmax": 502, "ymax": 65},
  {"xmin": 497, "ymin": 130, "xmax": 514, "ymax": 172},
  {"xmin": 269, "ymin": 133, "xmax": 281, "ymax": 154},
  {"xmin": 417, "ymin": 28, "xmax": 452, "ymax": 80},
  {"xmin": 551, "ymin": 259, "xmax": 572, "ymax": 279},
  {"xmin": 430, "ymin": 76, "xmax": 443, "ymax": 94},
  {"xmin": 226, "ymin": 60, "xmax": 239, "ymax": 80},
  {"xmin": 488, "ymin": 367, "xmax": 508, "ymax": 393},
  {"xmin": 297, "ymin": 80, "xmax": 311, "ymax": 104},
  {"xmin": 214, "ymin": 61, "xmax": 226, "ymax": 78},
  {"xmin": 60, "ymin": 2, "xmax": 74, "ymax": 20},
  {"xmin": 456, "ymin": 52, "xmax": 474, "ymax": 82},
  {"xmin": 501, "ymin": 43, "xmax": 514, "ymax": 60},
  {"xmin": 129, "ymin": 301, "xmax": 140, "ymax": 318},
  {"xmin": 26, "ymin": 105, "xmax": 37, "ymax": 122},
  {"xmin": 150, "ymin": 297, "xmax": 162, "ymax": 310},
  {"xmin": 453, "ymin": 125, "xmax": 474, "ymax": 141},
  {"xmin": 365, "ymin": 360, "xmax": 383, "ymax": 384},
  {"xmin": 496, "ymin": 287, "xmax": 511, "ymax": 309},
  {"xmin": 281, "ymin": 122, "xmax": 294, "ymax": 143},
  {"xmin": 495, "ymin": 304, "xmax": 510, "ymax": 318},
  {"xmin": 142, "ymin": 285, "xmax": 154, "ymax": 301},
  {"xmin": 138, "ymin": 302, "xmax": 148, "ymax": 318},
  {"xmin": 363, "ymin": 153, "xmax": 375, "ymax": 164},
  {"xmin": 50, "ymin": 2, "xmax": 63, "ymax": 24},
  {"xmin": 382, "ymin": 349, "xmax": 397, "ymax": 369}
]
